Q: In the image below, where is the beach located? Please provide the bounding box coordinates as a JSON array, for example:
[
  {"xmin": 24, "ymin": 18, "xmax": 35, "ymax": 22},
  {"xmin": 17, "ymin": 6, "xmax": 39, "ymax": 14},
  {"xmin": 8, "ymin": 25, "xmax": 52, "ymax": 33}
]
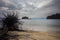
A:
[
  {"xmin": 1, "ymin": 19, "xmax": 60, "ymax": 40},
  {"xmin": 8, "ymin": 30, "xmax": 60, "ymax": 40}
]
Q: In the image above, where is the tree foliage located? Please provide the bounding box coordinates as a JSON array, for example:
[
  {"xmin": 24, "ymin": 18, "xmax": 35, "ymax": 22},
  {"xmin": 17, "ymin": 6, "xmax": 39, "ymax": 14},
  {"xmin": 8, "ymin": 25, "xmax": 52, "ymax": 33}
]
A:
[
  {"xmin": 47, "ymin": 13, "xmax": 60, "ymax": 19},
  {"xmin": 2, "ymin": 12, "xmax": 23, "ymax": 31}
]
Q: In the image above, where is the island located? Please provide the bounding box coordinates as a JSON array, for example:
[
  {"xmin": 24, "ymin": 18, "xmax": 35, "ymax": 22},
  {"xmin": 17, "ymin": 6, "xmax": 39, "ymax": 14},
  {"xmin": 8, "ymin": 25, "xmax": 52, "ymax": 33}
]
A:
[
  {"xmin": 47, "ymin": 13, "xmax": 60, "ymax": 19},
  {"xmin": 22, "ymin": 16, "xmax": 29, "ymax": 19}
]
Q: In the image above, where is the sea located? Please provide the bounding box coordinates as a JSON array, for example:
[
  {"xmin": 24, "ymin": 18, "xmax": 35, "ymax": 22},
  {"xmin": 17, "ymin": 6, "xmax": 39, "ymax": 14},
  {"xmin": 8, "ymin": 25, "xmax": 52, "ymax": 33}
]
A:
[
  {"xmin": 21, "ymin": 18, "xmax": 60, "ymax": 31},
  {"xmin": 0, "ymin": 18, "xmax": 60, "ymax": 32}
]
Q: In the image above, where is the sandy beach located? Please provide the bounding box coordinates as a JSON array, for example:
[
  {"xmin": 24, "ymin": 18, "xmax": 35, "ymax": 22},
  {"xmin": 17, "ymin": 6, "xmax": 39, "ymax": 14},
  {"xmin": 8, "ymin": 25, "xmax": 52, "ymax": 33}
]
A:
[{"xmin": 8, "ymin": 30, "xmax": 60, "ymax": 40}]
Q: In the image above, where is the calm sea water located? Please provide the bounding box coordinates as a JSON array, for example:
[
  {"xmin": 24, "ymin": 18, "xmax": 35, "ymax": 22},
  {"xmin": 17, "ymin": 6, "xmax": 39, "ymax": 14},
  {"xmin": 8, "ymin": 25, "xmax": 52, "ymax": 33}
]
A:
[
  {"xmin": 0, "ymin": 18, "xmax": 60, "ymax": 31},
  {"xmin": 21, "ymin": 19, "xmax": 60, "ymax": 31}
]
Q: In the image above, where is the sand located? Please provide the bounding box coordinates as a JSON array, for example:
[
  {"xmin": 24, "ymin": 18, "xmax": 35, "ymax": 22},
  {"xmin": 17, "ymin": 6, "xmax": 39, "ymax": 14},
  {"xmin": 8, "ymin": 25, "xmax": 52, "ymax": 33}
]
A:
[{"xmin": 7, "ymin": 30, "xmax": 60, "ymax": 40}]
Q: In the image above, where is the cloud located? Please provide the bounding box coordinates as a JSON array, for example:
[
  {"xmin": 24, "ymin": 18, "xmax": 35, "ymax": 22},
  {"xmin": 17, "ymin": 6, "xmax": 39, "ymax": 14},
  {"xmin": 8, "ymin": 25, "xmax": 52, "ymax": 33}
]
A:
[
  {"xmin": 0, "ymin": 0, "xmax": 60, "ymax": 18},
  {"xmin": 32, "ymin": 0, "xmax": 60, "ymax": 18},
  {"xmin": 0, "ymin": 0, "xmax": 16, "ymax": 10}
]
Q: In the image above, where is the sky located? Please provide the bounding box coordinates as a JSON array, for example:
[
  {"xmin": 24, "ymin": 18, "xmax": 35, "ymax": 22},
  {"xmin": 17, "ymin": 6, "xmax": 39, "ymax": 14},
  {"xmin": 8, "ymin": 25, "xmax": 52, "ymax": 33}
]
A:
[{"xmin": 0, "ymin": 0, "xmax": 60, "ymax": 18}]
